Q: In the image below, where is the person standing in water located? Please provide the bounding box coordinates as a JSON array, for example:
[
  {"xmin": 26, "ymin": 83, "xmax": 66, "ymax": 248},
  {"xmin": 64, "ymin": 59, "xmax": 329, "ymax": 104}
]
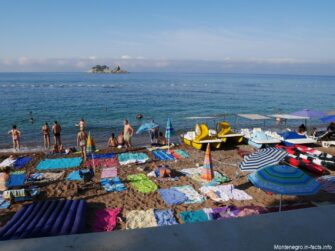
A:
[
  {"xmin": 123, "ymin": 120, "xmax": 134, "ymax": 148},
  {"xmin": 76, "ymin": 118, "xmax": 86, "ymax": 131},
  {"xmin": 8, "ymin": 125, "xmax": 21, "ymax": 150},
  {"xmin": 77, "ymin": 128, "xmax": 88, "ymax": 161},
  {"xmin": 52, "ymin": 121, "xmax": 62, "ymax": 146},
  {"xmin": 41, "ymin": 122, "xmax": 50, "ymax": 148}
]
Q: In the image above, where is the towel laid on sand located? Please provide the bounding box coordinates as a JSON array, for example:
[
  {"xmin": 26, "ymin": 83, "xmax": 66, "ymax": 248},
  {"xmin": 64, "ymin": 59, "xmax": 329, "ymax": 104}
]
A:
[
  {"xmin": 159, "ymin": 188, "xmax": 188, "ymax": 206},
  {"xmin": 93, "ymin": 208, "xmax": 121, "ymax": 232},
  {"xmin": 0, "ymin": 158, "xmax": 16, "ymax": 168},
  {"xmin": 172, "ymin": 149, "xmax": 189, "ymax": 158},
  {"xmin": 118, "ymin": 153, "xmax": 150, "ymax": 165},
  {"xmin": 87, "ymin": 153, "xmax": 116, "ymax": 159},
  {"xmin": 66, "ymin": 169, "xmax": 90, "ymax": 181},
  {"xmin": 154, "ymin": 209, "xmax": 178, "ymax": 226},
  {"xmin": 205, "ymin": 206, "xmax": 267, "ymax": 220},
  {"xmin": 126, "ymin": 209, "xmax": 158, "ymax": 229},
  {"xmin": 13, "ymin": 157, "xmax": 32, "ymax": 169},
  {"xmin": 85, "ymin": 157, "xmax": 119, "ymax": 168},
  {"xmin": 127, "ymin": 174, "xmax": 157, "ymax": 193},
  {"xmin": 180, "ymin": 167, "xmax": 230, "ymax": 186},
  {"xmin": 317, "ymin": 176, "xmax": 335, "ymax": 193},
  {"xmin": 200, "ymin": 184, "xmax": 253, "ymax": 202},
  {"xmin": 0, "ymin": 194, "xmax": 10, "ymax": 209},
  {"xmin": 36, "ymin": 157, "xmax": 82, "ymax": 170},
  {"xmin": 152, "ymin": 150, "xmax": 175, "ymax": 161},
  {"xmin": 100, "ymin": 177, "xmax": 127, "ymax": 192},
  {"xmin": 27, "ymin": 171, "xmax": 64, "ymax": 184},
  {"xmin": 172, "ymin": 185, "xmax": 205, "ymax": 204},
  {"xmin": 8, "ymin": 171, "xmax": 26, "ymax": 187},
  {"xmin": 179, "ymin": 209, "xmax": 210, "ymax": 223},
  {"xmin": 101, "ymin": 167, "xmax": 118, "ymax": 179}
]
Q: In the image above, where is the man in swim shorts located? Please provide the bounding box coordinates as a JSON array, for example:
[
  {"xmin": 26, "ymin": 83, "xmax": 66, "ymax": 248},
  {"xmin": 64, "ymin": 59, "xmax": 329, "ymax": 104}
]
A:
[
  {"xmin": 123, "ymin": 120, "xmax": 134, "ymax": 148},
  {"xmin": 52, "ymin": 121, "xmax": 62, "ymax": 146}
]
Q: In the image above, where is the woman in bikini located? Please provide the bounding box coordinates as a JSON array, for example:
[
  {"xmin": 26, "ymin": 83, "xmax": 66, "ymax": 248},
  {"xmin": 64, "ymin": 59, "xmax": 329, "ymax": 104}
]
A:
[
  {"xmin": 8, "ymin": 125, "xmax": 21, "ymax": 150},
  {"xmin": 41, "ymin": 122, "xmax": 50, "ymax": 149},
  {"xmin": 77, "ymin": 129, "xmax": 88, "ymax": 161}
]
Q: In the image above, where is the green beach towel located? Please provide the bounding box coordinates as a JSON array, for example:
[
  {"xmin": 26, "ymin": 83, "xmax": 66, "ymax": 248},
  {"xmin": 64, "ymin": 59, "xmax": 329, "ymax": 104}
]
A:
[
  {"xmin": 127, "ymin": 174, "xmax": 157, "ymax": 193},
  {"xmin": 179, "ymin": 209, "xmax": 210, "ymax": 223}
]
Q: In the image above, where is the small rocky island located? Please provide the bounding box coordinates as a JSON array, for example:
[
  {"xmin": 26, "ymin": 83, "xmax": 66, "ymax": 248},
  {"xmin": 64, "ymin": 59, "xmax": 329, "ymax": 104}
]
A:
[{"xmin": 88, "ymin": 65, "xmax": 128, "ymax": 74}]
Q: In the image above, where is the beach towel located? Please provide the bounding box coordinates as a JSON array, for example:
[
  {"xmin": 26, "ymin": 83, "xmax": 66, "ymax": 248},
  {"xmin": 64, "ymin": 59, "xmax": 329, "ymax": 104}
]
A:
[
  {"xmin": 93, "ymin": 208, "xmax": 121, "ymax": 232},
  {"xmin": 200, "ymin": 184, "xmax": 252, "ymax": 202},
  {"xmin": 173, "ymin": 149, "xmax": 189, "ymax": 158},
  {"xmin": 127, "ymin": 174, "xmax": 157, "ymax": 193},
  {"xmin": 159, "ymin": 188, "xmax": 188, "ymax": 206},
  {"xmin": 36, "ymin": 157, "xmax": 82, "ymax": 170},
  {"xmin": 87, "ymin": 153, "xmax": 116, "ymax": 159},
  {"xmin": 179, "ymin": 209, "xmax": 210, "ymax": 223},
  {"xmin": 85, "ymin": 157, "xmax": 119, "ymax": 168},
  {"xmin": 26, "ymin": 171, "xmax": 64, "ymax": 184},
  {"xmin": 154, "ymin": 209, "xmax": 178, "ymax": 226},
  {"xmin": 66, "ymin": 169, "xmax": 90, "ymax": 181},
  {"xmin": 100, "ymin": 177, "xmax": 127, "ymax": 192},
  {"xmin": 0, "ymin": 199, "xmax": 86, "ymax": 240},
  {"xmin": 0, "ymin": 194, "xmax": 10, "ymax": 209},
  {"xmin": 317, "ymin": 176, "xmax": 335, "ymax": 193},
  {"xmin": 13, "ymin": 157, "xmax": 32, "ymax": 169},
  {"xmin": 8, "ymin": 171, "xmax": 26, "ymax": 188},
  {"xmin": 180, "ymin": 167, "xmax": 230, "ymax": 186},
  {"xmin": 173, "ymin": 185, "xmax": 205, "ymax": 204},
  {"xmin": 0, "ymin": 158, "xmax": 16, "ymax": 168},
  {"xmin": 152, "ymin": 150, "xmax": 175, "ymax": 161},
  {"xmin": 118, "ymin": 153, "xmax": 150, "ymax": 165},
  {"xmin": 3, "ymin": 187, "xmax": 40, "ymax": 202},
  {"xmin": 101, "ymin": 167, "xmax": 118, "ymax": 179},
  {"xmin": 126, "ymin": 209, "xmax": 158, "ymax": 229}
]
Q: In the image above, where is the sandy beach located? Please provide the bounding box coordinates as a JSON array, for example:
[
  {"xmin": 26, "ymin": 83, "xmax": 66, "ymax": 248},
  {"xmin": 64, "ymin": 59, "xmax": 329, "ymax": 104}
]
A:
[{"xmin": 1, "ymin": 143, "xmax": 335, "ymax": 233}]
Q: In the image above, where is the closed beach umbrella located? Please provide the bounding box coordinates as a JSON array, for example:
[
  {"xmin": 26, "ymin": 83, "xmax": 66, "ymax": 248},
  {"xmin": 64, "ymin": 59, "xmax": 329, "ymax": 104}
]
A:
[
  {"xmin": 136, "ymin": 122, "xmax": 159, "ymax": 134},
  {"xmin": 248, "ymin": 165, "xmax": 320, "ymax": 211},
  {"xmin": 165, "ymin": 118, "xmax": 174, "ymax": 152},
  {"xmin": 320, "ymin": 115, "xmax": 335, "ymax": 123},
  {"xmin": 86, "ymin": 131, "xmax": 96, "ymax": 172},
  {"xmin": 240, "ymin": 148, "xmax": 288, "ymax": 172},
  {"xmin": 291, "ymin": 109, "xmax": 326, "ymax": 118},
  {"xmin": 201, "ymin": 143, "xmax": 214, "ymax": 181}
]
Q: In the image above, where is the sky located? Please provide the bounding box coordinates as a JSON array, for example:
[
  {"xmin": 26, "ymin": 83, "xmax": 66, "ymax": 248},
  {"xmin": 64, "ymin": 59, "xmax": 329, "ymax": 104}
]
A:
[{"xmin": 0, "ymin": 0, "xmax": 335, "ymax": 74}]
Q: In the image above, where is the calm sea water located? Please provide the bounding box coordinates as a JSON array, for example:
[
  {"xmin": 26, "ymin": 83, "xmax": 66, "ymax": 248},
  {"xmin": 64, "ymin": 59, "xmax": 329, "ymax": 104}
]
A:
[{"xmin": 0, "ymin": 72, "xmax": 334, "ymax": 149}]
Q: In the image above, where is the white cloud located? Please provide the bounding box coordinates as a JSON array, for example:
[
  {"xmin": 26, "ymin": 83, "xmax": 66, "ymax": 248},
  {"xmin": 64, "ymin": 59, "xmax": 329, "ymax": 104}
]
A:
[{"xmin": 121, "ymin": 55, "xmax": 132, "ymax": 59}]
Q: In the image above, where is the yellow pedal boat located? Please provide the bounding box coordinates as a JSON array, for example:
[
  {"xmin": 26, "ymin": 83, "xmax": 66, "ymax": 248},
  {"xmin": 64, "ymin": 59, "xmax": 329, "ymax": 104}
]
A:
[
  {"xmin": 216, "ymin": 121, "xmax": 244, "ymax": 145},
  {"xmin": 180, "ymin": 123, "xmax": 226, "ymax": 150}
]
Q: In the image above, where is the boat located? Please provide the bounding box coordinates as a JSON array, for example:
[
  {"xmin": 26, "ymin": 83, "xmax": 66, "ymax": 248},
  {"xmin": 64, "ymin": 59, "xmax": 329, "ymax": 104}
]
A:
[
  {"xmin": 241, "ymin": 128, "xmax": 281, "ymax": 149},
  {"xmin": 216, "ymin": 122, "xmax": 244, "ymax": 145},
  {"xmin": 180, "ymin": 124, "xmax": 224, "ymax": 150}
]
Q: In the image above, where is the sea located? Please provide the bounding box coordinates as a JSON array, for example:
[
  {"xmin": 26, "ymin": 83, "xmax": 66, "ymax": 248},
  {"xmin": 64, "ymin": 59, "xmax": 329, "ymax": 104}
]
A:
[{"xmin": 0, "ymin": 72, "xmax": 334, "ymax": 150}]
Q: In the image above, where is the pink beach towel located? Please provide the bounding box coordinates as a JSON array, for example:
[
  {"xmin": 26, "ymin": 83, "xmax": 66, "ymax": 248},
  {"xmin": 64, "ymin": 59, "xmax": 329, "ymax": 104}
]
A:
[
  {"xmin": 86, "ymin": 157, "xmax": 119, "ymax": 168},
  {"xmin": 101, "ymin": 167, "xmax": 118, "ymax": 179},
  {"xmin": 93, "ymin": 208, "xmax": 122, "ymax": 232}
]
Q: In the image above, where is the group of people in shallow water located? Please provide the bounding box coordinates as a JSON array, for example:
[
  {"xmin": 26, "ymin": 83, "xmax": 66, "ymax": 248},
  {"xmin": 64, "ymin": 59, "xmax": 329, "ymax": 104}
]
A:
[{"xmin": 6, "ymin": 118, "xmax": 167, "ymax": 161}]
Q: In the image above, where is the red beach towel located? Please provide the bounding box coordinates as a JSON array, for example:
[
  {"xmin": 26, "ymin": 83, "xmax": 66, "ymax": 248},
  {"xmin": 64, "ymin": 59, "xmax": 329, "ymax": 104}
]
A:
[{"xmin": 86, "ymin": 157, "xmax": 119, "ymax": 168}]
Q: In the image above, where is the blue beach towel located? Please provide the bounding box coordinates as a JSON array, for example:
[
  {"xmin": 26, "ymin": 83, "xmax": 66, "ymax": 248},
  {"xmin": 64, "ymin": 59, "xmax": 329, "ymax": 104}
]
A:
[
  {"xmin": 159, "ymin": 188, "xmax": 188, "ymax": 206},
  {"xmin": 36, "ymin": 157, "xmax": 82, "ymax": 170},
  {"xmin": 13, "ymin": 157, "xmax": 32, "ymax": 169},
  {"xmin": 0, "ymin": 195, "xmax": 10, "ymax": 209},
  {"xmin": 87, "ymin": 153, "xmax": 116, "ymax": 160},
  {"xmin": 66, "ymin": 170, "xmax": 90, "ymax": 181},
  {"xmin": 280, "ymin": 131, "xmax": 306, "ymax": 140},
  {"xmin": 100, "ymin": 177, "xmax": 127, "ymax": 192},
  {"xmin": 152, "ymin": 150, "xmax": 174, "ymax": 161},
  {"xmin": 154, "ymin": 209, "xmax": 178, "ymax": 226},
  {"xmin": 8, "ymin": 171, "xmax": 26, "ymax": 188}
]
